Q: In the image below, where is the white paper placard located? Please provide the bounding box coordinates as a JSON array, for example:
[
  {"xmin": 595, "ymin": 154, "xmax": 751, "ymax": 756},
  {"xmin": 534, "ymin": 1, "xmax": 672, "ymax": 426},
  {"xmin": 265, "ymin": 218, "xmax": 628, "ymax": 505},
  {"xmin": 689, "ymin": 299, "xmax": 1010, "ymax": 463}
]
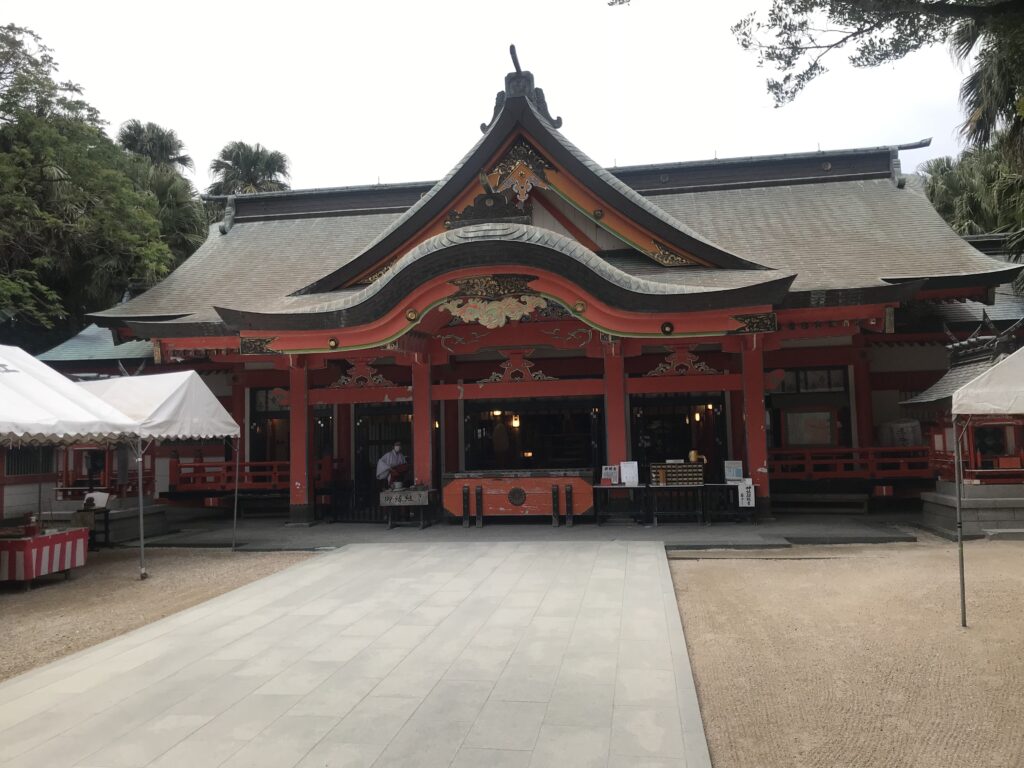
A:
[
  {"xmin": 601, "ymin": 465, "xmax": 620, "ymax": 484},
  {"xmin": 724, "ymin": 460, "xmax": 744, "ymax": 483},
  {"xmin": 620, "ymin": 461, "xmax": 639, "ymax": 487},
  {"xmin": 737, "ymin": 479, "xmax": 755, "ymax": 508}
]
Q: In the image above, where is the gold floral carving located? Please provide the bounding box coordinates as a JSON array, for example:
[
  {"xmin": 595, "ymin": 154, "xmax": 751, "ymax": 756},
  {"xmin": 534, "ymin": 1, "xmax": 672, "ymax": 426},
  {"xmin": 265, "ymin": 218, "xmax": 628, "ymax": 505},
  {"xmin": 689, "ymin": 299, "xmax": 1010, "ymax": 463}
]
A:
[
  {"xmin": 650, "ymin": 241, "xmax": 695, "ymax": 267},
  {"xmin": 439, "ymin": 295, "xmax": 548, "ymax": 330}
]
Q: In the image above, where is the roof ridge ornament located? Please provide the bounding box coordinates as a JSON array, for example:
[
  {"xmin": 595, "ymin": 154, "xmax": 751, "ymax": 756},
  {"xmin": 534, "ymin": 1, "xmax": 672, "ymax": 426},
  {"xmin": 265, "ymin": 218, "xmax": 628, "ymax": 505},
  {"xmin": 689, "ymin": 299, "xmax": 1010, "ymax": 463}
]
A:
[{"xmin": 481, "ymin": 45, "xmax": 563, "ymax": 134}]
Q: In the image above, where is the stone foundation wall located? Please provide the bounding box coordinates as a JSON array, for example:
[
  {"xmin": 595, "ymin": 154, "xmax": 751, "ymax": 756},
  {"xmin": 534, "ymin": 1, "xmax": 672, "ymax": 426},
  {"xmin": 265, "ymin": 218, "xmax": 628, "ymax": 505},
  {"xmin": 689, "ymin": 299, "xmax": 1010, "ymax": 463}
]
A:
[{"xmin": 921, "ymin": 491, "xmax": 1024, "ymax": 537}]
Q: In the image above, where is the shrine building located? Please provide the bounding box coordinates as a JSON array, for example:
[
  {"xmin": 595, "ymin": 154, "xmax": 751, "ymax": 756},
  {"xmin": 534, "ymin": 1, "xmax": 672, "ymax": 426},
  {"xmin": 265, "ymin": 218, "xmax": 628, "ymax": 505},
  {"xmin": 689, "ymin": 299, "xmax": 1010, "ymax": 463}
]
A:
[{"xmin": 76, "ymin": 62, "xmax": 1022, "ymax": 526}]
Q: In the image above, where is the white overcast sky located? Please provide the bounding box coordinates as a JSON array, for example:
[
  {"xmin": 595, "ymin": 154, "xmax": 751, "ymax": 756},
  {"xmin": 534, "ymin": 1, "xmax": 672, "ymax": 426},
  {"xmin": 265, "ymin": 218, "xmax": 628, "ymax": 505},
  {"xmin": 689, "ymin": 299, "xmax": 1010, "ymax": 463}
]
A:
[{"xmin": 9, "ymin": 0, "xmax": 972, "ymax": 191}]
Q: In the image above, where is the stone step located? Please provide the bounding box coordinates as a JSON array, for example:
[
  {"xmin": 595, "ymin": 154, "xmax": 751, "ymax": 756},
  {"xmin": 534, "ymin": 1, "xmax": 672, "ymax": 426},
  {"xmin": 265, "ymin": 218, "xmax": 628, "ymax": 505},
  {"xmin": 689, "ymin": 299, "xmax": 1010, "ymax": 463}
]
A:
[{"xmin": 984, "ymin": 529, "xmax": 1024, "ymax": 540}]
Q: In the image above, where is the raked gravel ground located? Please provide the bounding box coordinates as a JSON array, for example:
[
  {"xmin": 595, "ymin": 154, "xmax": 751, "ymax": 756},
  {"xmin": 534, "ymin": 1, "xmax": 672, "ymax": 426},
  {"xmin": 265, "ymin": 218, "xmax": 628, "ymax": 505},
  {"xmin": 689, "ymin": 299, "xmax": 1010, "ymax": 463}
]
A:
[{"xmin": 671, "ymin": 536, "xmax": 1024, "ymax": 768}]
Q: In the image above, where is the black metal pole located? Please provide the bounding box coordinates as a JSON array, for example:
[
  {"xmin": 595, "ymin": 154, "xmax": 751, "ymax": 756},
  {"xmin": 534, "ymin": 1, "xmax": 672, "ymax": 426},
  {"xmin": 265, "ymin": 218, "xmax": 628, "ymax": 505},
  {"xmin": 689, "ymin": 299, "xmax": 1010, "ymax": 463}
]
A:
[{"xmin": 954, "ymin": 416, "xmax": 966, "ymax": 628}]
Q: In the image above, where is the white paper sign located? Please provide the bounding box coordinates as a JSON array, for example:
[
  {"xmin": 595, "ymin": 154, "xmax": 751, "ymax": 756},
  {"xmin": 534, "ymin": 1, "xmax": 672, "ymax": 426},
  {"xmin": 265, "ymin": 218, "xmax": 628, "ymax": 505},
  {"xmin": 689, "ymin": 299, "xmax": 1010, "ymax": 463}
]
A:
[
  {"xmin": 601, "ymin": 465, "xmax": 620, "ymax": 484},
  {"xmin": 620, "ymin": 461, "xmax": 639, "ymax": 487},
  {"xmin": 737, "ymin": 479, "xmax": 755, "ymax": 508},
  {"xmin": 724, "ymin": 461, "xmax": 744, "ymax": 483}
]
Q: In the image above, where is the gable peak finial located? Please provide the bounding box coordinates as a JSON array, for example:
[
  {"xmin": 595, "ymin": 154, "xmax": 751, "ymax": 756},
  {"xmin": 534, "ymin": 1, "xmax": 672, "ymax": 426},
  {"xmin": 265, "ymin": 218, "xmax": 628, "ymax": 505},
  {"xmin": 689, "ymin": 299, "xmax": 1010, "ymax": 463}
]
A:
[{"xmin": 480, "ymin": 45, "xmax": 563, "ymax": 133}]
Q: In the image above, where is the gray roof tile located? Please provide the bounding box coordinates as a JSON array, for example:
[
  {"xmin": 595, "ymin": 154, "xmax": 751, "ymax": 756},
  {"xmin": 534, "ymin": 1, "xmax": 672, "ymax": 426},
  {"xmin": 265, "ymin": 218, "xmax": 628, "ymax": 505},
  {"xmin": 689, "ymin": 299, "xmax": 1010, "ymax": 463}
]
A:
[
  {"xmin": 38, "ymin": 324, "xmax": 152, "ymax": 362},
  {"xmin": 652, "ymin": 179, "xmax": 1010, "ymax": 291}
]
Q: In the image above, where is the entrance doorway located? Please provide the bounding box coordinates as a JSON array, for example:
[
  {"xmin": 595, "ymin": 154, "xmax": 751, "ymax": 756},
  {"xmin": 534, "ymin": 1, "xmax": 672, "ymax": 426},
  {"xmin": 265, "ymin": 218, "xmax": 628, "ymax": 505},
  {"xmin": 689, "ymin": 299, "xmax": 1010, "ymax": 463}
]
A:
[
  {"xmin": 630, "ymin": 393, "xmax": 727, "ymax": 482},
  {"xmin": 462, "ymin": 397, "xmax": 605, "ymax": 472}
]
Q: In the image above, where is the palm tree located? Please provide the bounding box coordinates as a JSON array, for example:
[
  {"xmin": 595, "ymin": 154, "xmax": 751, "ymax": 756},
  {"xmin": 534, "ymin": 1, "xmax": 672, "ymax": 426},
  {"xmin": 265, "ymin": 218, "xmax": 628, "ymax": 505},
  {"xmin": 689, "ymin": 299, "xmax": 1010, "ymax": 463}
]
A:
[
  {"xmin": 207, "ymin": 141, "xmax": 290, "ymax": 195},
  {"xmin": 921, "ymin": 136, "xmax": 1024, "ymax": 291},
  {"xmin": 146, "ymin": 167, "xmax": 208, "ymax": 263},
  {"xmin": 117, "ymin": 119, "xmax": 194, "ymax": 172}
]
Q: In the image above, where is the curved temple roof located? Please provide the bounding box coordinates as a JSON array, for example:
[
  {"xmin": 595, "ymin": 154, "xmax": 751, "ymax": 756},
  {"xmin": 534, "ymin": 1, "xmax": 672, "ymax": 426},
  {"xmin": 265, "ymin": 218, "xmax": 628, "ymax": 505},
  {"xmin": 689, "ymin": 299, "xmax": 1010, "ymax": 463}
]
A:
[
  {"xmin": 213, "ymin": 223, "xmax": 795, "ymax": 332},
  {"xmin": 91, "ymin": 64, "xmax": 1020, "ymax": 339}
]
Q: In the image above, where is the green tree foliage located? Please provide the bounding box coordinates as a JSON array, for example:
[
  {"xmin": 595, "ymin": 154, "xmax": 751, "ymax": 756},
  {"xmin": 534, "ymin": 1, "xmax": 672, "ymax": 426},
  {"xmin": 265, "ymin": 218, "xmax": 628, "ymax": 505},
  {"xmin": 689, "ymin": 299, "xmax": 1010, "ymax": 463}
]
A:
[
  {"xmin": 116, "ymin": 119, "xmax": 194, "ymax": 172},
  {"xmin": 117, "ymin": 121, "xmax": 208, "ymax": 264},
  {"xmin": 922, "ymin": 137, "xmax": 1024, "ymax": 247},
  {"xmin": 207, "ymin": 141, "xmax": 290, "ymax": 196},
  {"xmin": 0, "ymin": 25, "xmax": 173, "ymax": 337},
  {"xmin": 732, "ymin": 1, "xmax": 1024, "ymax": 146}
]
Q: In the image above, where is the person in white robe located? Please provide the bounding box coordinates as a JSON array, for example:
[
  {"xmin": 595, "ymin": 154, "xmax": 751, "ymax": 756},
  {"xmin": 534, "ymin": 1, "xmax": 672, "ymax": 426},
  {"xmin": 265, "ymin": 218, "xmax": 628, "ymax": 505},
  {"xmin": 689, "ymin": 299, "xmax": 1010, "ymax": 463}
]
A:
[{"xmin": 375, "ymin": 442, "xmax": 409, "ymax": 487}]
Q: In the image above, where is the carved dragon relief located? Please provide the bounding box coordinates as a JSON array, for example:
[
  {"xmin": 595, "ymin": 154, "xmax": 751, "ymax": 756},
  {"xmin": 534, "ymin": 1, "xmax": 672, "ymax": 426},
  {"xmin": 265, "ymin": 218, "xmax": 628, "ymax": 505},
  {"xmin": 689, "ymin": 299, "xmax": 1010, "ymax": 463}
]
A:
[
  {"xmin": 731, "ymin": 313, "xmax": 779, "ymax": 333},
  {"xmin": 239, "ymin": 337, "xmax": 278, "ymax": 355},
  {"xmin": 541, "ymin": 326, "xmax": 593, "ymax": 349},
  {"xmin": 644, "ymin": 349, "xmax": 718, "ymax": 377},
  {"xmin": 477, "ymin": 349, "xmax": 557, "ymax": 384}
]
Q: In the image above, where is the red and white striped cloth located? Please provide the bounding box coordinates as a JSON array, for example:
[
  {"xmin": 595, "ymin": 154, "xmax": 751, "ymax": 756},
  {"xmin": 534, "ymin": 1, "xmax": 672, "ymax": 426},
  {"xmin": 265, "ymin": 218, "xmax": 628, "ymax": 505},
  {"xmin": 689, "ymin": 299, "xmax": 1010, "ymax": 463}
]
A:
[{"xmin": 0, "ymin": 528, "xmax": 88, "ymax": 582}]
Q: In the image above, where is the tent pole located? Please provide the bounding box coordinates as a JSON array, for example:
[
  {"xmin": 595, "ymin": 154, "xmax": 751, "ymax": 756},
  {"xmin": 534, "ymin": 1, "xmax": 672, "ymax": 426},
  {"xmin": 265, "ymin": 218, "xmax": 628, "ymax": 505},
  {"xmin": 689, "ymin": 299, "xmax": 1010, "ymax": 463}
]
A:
[
  {"xmin": 137, "ymin": 437, "xmax": 147, "ymax": 580},
  {"xmin": 232, "ymin": 437, "xmax": 240, "ymax": 551},
  {"xmin": 954, "ymin": 416, "xmax": 966, "ymax": 627}
]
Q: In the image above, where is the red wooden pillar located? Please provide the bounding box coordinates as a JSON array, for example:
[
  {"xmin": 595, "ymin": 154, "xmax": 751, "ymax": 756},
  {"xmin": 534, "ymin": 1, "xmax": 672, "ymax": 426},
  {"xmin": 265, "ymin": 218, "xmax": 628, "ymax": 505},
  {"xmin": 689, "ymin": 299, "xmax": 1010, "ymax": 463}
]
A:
[
  {"xmin": 412, "ymin": 356, "xmax": 433, "ymax": 485},
  {"xmin": 852, "ymin": 349, "xmax": 874, "ymax": 448},
  {"xmin": 742, "ymin": 337, "xmax": 770, "ymax": 502},
  {"xmin": 604, "ymin": 341, "xmax": 628, "ymax": 466},
  {"xmin": 288, "ymin": 357, "xmax": 312, "ymax": 522}
]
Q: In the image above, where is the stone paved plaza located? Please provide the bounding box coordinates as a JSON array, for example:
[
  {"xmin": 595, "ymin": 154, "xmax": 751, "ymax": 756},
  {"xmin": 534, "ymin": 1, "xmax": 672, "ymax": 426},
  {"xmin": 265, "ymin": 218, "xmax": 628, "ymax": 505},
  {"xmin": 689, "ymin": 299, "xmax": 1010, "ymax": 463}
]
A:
[{"xmin": 0, "ymin": 542, "xmax": 710, "ymax": 767}]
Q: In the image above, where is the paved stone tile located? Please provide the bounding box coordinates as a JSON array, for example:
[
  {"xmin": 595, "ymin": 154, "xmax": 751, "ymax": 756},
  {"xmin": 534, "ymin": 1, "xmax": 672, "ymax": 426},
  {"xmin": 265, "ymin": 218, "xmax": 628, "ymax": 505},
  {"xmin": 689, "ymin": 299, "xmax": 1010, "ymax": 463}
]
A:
[
  {"xmin": 451, "ymin": 747, "xmax": 533, "ymax": 768},
  {"xmin": 415, "ymin": 678, "xmax": 494, "ymax": 723},
  {"xmin": 610, "ymin": 706, "xmax": 686, "ymax": 759},
  {"xmin": 372, "ymin": 717, "xmax": 472, "ymax": 767},
  {"xmin": 607, "ymin": 757, "xmax": 687, "ymax": 768},
  {"xmin": 218, "ymin": 734, "xmax": 316, "ymax": 768},
  {"xmin": 288, "ymin": 673, "xmax": 379, "ymax": 718},
  {"xmin": 463, "ymin": 700, "xmax": 547, "ymax": 751},
  {"xmin": 326, "ymin": 695, "xmax": 421, "ymax": 745},
  {"xmin": 80, "ymin": 712, "xmax": 211, "ymax": 767},
  {"xmin": 147, "ymin": 734, "xmax": 246, "ymax": 768},
  {"xmin": 529, "ymin": 724, "xmax": 610, "ymax": 768},
  {"xmin": 446, "ymin": 646, "xmax": 513, "ymax": 681},
  {"xmin": 558, "ymin": 651, "xmax": 618, "ymax": 686},
  {"xmin": 544, "ymin": 682, "xmax": 615, "ymax": 728},
  {"xmin": 0, "ymin": 542, "xmax": 710, "ymax": 768},
  {"xmin": 193, "ymin": 693, "xmax": 301, "ymax": 742},
  {"xmin": 615, "ymin": 668, "xmax": 678, "ymax": 708},
  {"xmin": 294, "ymin": 740, "xmax": 384, "ymax": 768}
]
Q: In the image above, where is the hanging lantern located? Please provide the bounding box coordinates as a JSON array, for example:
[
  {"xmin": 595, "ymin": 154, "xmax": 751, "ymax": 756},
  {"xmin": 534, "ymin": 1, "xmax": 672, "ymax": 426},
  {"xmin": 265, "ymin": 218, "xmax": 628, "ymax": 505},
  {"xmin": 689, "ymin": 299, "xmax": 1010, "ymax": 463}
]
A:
[{"xmin": 511, "ymin": 414, "xmax": 520, "ymax": 428}]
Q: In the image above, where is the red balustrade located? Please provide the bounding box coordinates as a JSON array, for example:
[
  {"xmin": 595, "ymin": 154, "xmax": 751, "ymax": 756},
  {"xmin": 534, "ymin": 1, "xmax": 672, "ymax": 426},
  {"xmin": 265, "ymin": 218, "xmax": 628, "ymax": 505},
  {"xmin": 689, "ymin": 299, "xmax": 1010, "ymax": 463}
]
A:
[
  {"xmin": 932, "ymin": 450, "xmax": 1024, "ymax": 484},
  {"xmin": 169, "ymin": 457, "xmax": 333, "ymax": 493},
  {"xmin": 767, "ymin": 446, "xmax": 933, "ymax": 481}
]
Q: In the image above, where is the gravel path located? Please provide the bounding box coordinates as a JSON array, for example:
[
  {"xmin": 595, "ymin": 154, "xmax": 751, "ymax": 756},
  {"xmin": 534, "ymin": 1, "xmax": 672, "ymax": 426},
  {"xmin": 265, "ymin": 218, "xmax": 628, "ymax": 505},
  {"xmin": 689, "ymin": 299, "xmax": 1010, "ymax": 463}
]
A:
[
  {"xmin": 0, "ymin": 548, "xmax": 312, "ymax": 682},
  {"xmin": 671, "ymin": 537, "xmax": 1024, "ymax": 768}
]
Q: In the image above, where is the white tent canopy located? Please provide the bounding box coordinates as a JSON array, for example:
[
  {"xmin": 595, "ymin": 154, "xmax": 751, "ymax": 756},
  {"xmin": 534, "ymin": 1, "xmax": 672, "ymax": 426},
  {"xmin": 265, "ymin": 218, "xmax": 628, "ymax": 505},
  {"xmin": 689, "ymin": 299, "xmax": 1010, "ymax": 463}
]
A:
[
  {"xmin": 0, "ymin": 344, "xmax": 138, "ymax": 446},
  {"xmin": 948, "ymin": 344, "xmax": 1024, "ymax": 628},
  {"xmin": 79, "ymin": 370, "xmax": 241, "ymax": 577},
  {"xmin": 952, "ymin": 346, "xmax": 1024, "ymax": 416},
  {"xmin": 79, "ymin": 370, "xmax": 239, "ymax": 440}
]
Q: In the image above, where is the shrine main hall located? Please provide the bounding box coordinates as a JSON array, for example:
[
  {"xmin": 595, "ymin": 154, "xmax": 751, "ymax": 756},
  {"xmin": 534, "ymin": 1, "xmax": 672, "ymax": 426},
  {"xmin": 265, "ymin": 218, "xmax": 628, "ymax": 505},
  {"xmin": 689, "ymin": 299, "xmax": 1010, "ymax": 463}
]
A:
[{"xmin": 89, "ymin": 62, "xmax": 1021, "ymax": 524}]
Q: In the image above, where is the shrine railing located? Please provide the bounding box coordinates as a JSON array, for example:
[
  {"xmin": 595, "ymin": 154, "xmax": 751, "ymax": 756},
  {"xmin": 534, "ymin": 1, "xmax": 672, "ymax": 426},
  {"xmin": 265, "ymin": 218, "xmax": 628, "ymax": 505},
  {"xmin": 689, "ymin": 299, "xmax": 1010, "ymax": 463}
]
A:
[
  {"xmin": 169, "ymin": 458, "xmax": 333, "ymax": 493},
  {"xmin": 931, "ymin": 450, "xmax": 1024, "ymax": 484},
  {"xmin": 767, "ymin": 446, "xmax": 933, "ymax": 481}
]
